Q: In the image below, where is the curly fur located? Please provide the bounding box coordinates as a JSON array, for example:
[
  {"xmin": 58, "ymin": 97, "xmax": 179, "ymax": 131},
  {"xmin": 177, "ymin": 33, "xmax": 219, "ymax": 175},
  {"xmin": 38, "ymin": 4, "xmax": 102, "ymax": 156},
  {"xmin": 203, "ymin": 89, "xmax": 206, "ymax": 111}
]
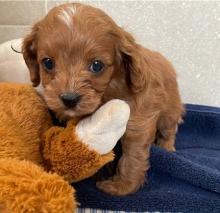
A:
[{"xmin": 22, "ymin": 3, "xmax": 184, "ymax": 195}]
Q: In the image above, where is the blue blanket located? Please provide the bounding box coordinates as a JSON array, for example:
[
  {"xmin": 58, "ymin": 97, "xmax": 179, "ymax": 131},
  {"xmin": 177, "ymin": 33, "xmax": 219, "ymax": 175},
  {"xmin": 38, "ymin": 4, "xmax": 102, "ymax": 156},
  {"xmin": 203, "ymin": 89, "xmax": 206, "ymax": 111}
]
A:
[{"xmin": 73, "ymin": 104, "xmax": 220, "ymax": 212}]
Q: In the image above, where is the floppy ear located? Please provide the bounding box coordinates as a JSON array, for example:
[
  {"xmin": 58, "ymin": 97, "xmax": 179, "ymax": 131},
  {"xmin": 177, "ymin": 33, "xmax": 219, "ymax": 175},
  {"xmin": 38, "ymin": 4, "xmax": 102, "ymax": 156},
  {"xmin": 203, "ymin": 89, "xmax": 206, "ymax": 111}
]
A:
[
  {"xmin": 22, "ymin": 22, "xmax": 40, "ymax": 87},
  {"xmin": 116, "ymin": 28, "xmax": 148, "ymax": 93}
]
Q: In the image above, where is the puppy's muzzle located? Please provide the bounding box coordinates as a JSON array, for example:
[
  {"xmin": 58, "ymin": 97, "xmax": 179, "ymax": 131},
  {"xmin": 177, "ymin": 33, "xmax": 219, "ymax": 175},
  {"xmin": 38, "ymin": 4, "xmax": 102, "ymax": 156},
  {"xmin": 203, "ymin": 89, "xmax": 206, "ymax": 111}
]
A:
[{"xmin": 60, "ymin": 92, "xmax": 81, "ymax": 108}]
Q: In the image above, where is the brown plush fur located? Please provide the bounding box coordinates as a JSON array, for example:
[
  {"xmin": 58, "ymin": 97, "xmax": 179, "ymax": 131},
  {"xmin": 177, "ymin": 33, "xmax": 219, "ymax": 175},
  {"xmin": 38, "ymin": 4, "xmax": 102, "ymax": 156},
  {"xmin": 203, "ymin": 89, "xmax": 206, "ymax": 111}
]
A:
[
  {"xmin": 43, "ymin": 120, "xmax": 114, "ymax": 182},
  {"xmin": 0, "ymin": 83, "xmax": 52, "ymax": 165},
  {"xmin": 0, "ymin": 83, "xmax": 114, "ymax": 212},
  {"xmin": 22, "ymin": 3, "xmax": 184, "ymax": 195},
  {"xmin": 0, "ymin": 158, "xmax": 75, "ymax": 213},
  {"xmin": 0, "ymin": 83, "xmax": 75, "ymax": 212}
]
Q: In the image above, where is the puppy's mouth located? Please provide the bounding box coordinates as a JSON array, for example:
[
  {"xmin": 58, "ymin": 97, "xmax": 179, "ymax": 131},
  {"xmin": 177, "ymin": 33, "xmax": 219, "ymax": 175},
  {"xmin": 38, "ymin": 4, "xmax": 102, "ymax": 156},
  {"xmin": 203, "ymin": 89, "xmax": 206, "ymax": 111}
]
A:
[
  {"xmin": 44, "ymin": 93, "xmax": 102, "ymax": 120},
  {"xmin": 63, "ymin": 105, "xmax": 99, "ymax": 118},
  {"xmin": 63, "ymin": 109, "xmax": 77, "ymax": 117},
  {"xmin": 56, "ymin": 103, "xmax": 100, "ymax": 120},
  {"xmin": 50, "ymin": 107, "xmax": 86, "ymax": 121}
]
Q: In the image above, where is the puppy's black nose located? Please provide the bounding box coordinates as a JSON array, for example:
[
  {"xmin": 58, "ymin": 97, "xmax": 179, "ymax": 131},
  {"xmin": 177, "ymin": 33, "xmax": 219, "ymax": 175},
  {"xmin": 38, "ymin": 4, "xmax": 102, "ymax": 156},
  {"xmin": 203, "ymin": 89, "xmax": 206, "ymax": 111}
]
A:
[{"xmin": 60, "ymin": 92, "xmax": 81, "ymax": 108}]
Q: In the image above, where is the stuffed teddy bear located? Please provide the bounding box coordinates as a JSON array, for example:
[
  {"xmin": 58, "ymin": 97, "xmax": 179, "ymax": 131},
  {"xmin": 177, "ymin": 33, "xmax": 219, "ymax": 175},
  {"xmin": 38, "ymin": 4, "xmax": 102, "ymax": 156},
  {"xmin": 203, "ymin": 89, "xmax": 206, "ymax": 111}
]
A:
[
  {"xmin": 0, "ymin": 39, "xmax": 30, "ymax": 83},
  {"xmin": 0, "ymin": 82, "xmax": 130, "ymax": 213}
]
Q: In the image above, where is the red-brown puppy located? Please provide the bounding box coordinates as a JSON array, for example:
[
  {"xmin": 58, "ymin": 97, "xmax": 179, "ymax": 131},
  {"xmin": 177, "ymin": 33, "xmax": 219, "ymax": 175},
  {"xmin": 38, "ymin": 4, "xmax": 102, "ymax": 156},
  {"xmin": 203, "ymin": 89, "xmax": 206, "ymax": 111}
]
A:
[{"xmin": 22, "ymin": 3, "xmax": 184, "ymax": 195}]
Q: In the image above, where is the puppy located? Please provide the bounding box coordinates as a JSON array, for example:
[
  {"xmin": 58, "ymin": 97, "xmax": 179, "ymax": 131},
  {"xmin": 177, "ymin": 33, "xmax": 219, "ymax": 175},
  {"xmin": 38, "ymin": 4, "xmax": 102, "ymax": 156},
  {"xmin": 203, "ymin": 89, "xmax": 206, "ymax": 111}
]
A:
[{"xmin": 22, "ymin": 3, "xmax": 184, "ymax": 196}]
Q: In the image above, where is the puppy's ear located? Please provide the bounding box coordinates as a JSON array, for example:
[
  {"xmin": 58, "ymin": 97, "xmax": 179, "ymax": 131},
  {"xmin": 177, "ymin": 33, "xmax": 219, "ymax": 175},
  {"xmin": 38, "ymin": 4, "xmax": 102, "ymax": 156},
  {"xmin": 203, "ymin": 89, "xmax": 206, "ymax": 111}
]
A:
[
  {"xmin": 22, "ymin": 22, "xmax": 40, "ymax": 87},
  {"xmin": 116, "ymin": 28, "xmax": 148, "ymax": 93}
]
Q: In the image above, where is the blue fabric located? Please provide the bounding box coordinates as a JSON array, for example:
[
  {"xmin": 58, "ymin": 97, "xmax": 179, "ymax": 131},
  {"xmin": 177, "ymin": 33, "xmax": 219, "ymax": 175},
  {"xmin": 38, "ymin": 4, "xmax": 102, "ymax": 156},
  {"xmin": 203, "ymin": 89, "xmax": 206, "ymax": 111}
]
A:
[{"xmin": 73, "ymin": 104, "xmax": 220, "ymax": 212}]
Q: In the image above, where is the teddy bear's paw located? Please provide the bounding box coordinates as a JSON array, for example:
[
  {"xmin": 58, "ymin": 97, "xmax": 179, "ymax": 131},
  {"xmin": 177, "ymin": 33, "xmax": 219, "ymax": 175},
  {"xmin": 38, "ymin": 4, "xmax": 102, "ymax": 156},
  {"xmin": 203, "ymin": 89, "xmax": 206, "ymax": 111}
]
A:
[{"xmin": 76, "ymin": 99, "xmax": 130, "ymax": 154}]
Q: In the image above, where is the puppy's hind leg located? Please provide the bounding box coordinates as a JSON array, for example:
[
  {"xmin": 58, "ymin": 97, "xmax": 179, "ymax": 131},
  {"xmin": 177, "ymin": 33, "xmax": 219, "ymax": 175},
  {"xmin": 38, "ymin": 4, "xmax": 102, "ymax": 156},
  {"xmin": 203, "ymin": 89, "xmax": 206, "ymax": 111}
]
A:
[{"xmin": 156, "ymin": 113, "xmax": 181, "ymax": 152}]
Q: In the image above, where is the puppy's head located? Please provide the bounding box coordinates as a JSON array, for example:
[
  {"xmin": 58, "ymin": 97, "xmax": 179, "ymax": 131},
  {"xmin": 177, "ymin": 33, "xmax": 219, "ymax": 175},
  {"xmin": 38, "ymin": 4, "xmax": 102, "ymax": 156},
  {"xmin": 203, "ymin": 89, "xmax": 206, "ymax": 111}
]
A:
[{"xmin": 22, "ymin": 3, "xmax": 147, "ymax": 119}]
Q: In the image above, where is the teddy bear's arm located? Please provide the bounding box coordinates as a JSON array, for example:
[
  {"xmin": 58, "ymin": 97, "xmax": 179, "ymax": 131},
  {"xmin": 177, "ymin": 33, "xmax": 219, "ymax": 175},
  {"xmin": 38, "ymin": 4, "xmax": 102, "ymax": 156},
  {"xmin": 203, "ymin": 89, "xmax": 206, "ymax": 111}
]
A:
[
  {"xmin": 42, "ymin": 99, "xmax": 130, "ymax": 183},
  {"xmin": 42, "ymin": 121, "xmax": 114, "ymax": 183}
]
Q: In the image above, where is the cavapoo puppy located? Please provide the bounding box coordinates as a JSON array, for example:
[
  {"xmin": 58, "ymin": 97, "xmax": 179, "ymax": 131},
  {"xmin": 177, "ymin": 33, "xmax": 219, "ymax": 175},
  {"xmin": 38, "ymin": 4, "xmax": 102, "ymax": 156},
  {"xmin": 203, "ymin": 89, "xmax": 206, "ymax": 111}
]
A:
[{"xmin": 22, "ymin": 2, "xmax": 184, "ymax": 195}]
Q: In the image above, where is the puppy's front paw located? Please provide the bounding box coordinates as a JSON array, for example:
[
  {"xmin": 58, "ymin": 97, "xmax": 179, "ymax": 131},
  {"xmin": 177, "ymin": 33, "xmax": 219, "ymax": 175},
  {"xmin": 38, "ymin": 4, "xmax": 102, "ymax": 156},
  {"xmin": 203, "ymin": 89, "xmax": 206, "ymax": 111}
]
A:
[{"xmin": 96, "ymin": 176, "xmax": 139, "ymax": 196}]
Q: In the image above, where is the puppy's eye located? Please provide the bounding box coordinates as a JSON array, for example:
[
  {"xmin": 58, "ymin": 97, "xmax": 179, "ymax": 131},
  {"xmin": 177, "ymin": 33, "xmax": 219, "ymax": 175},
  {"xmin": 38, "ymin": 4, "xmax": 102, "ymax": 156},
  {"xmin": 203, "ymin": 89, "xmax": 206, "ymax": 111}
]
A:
[
  {"xmin": 42, "ymin": 58, "xmax": 54, "ymax": 71},
  {"xmin": 89, "ymin": 60, "xmax": 105, "ymax": 73}
]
